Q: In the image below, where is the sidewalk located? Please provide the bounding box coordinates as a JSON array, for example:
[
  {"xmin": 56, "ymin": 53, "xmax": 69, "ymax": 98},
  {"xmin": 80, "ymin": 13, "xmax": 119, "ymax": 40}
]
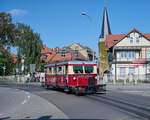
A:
[
  {"xmin": 0, "ymin": 86, "xmax": 68, "ymax": 120},
  {"xmin": 106, "ymin": 83, "xmax": 150, "ymax": 97}
]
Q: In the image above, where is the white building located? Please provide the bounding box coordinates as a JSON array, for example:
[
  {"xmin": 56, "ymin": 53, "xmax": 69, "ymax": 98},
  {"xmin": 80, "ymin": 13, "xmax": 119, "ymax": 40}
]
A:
[{"xmin": 106, "ymin": 28, "xmax": 150, "ymax": 81}]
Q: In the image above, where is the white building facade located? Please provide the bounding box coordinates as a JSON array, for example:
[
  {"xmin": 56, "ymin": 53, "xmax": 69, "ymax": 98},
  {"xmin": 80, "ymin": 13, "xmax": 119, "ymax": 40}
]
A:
[{"xmin": 107, "ymin": 29, "xmax": 150, "ymax": 81}]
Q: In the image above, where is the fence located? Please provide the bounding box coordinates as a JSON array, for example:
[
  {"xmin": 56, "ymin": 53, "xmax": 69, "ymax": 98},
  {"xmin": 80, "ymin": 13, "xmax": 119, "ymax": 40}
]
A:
[
  {"xmin": 0, "ymin": 75, "xmax": 18, "ymax": 84},
  {"xmin": 103, "ymin": 73, "xmax": 150, "ymax": 84},
  {"xmin": 0, "ymin": 73, "xmax": 45, "ymax": 84}
]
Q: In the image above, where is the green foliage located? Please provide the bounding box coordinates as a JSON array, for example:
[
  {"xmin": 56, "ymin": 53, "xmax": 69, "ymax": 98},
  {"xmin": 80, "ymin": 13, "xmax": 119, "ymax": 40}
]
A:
[
  {"xmin": 16, "ymin": 23, "xmax": 43, "ymax": 72},
  {"xmin": 0, "ymin": 47, "xmax": 14, "ymax": 75},
  {"xmin": 99, "ymin": 42, "xmax": 108, "ymax": 62},
  {"xmin": 0, "ymin": 12, "xmax": 21, "ymax": 48},
  {"xmin": 0, "ymin": 12, "xmax": 43, "ymax": 75},
  {"xmin": 0, "ymin": 12, "xmax": 19, "ymax": 75},
  {"xmin": 99, "ymin": 42, "xmax": 108, "ymax": 72}
]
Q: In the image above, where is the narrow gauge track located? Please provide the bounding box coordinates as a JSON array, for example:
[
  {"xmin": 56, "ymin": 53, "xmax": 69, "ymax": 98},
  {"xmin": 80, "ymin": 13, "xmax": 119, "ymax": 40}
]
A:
[{"xmin": 86, "ymin": 94, "xmax": 150, "ymax": 120}]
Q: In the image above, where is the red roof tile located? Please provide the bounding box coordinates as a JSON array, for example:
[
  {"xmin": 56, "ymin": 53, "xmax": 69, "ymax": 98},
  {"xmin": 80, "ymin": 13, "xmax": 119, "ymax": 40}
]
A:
[
  {"xmin": 105, "ymin": 31, "xmax": 150, "ymax": 50},
  {"xmin": 51, "ymin": 53, "xmax": 72, "ymax": 63},
  {"xmin": 105, "ymin": 34, "xmax": 125, "ymax": 50},
  {"xmin": 144, "ymin": 33, "xmax": 150, "ymax": 39}
]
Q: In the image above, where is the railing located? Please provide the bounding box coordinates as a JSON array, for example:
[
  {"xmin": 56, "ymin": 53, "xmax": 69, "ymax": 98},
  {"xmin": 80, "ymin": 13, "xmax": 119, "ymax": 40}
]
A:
[
  {"xmin": 103, "ymin": 73, "xmax": 150, "ymax": 84},
  {"xmin": 0, "ymin": 76, "xmax": 17, "ymax": 84}
]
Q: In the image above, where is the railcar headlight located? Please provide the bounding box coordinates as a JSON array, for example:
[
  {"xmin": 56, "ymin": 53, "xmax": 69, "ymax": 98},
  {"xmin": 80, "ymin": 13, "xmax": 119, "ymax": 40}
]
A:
[
  {"xmin": 73, "ymin": 77, "xmax": 76, "ymax": 81},
  {"xmin": 95, "ymin": 76, "xmax": 97, "ymax": 79}
]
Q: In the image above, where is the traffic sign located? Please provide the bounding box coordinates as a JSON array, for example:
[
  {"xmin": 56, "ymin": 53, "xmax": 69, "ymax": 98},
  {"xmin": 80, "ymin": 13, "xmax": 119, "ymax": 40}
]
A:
[
  {"xmin": 2, "ymin": 66, "xmax": 6, "ymax": 70},
  {"xmin": 30, "ymin": 64, "xmax": 35, "ymax": 73},
  {"xmin": 110, "ymin": 67, "xmax": 113, "ymax": 71}
]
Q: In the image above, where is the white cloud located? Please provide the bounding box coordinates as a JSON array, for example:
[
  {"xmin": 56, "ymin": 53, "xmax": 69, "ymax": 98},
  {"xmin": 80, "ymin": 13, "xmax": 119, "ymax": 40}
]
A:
[{"xmin": 9, "ymin": 9, "xmax": 27, "ymax": 16}]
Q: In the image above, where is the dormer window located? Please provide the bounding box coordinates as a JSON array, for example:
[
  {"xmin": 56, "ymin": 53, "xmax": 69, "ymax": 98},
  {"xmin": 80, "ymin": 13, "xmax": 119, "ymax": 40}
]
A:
[
  {"xmin": 136, "ymin": 37, "xmax": 139, "ymax": 43},
  {"xmin": 75, "ymin": 46, "xmax": 79, "ymax": 57},
  {"xmin": 56, "ymin": 47, "xmax": 59, "ymax": 53},
  {"xmin": 130, "ymin": 37, "xmax": 133, "ymax": 44},
  {"xmin": 61, "ymin": 48, "xmax": 66, "ymax": 58}
]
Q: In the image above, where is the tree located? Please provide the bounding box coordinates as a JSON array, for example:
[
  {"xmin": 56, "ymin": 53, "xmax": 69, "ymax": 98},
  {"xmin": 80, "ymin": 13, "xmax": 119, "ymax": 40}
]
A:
[
  {"xmin": 16, "ymin": 23, "xmax": 43, "ymax": 72},
  {"xmin": 0, "ymin": 46, "xmax": 14, "ymax": 75},
  {"xmin": 0, "ymin": 12, "xmax": 20, "ymax": 75},
  {"xmin": 0, "ymin": 12, "xmax": 20, "ymax": 49}
]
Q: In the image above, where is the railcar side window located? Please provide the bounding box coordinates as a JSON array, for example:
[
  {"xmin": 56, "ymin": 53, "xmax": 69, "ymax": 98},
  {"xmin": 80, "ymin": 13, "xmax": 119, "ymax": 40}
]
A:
[
  {"xmin": 49, "ymin": 67, "xmax": 52, "ymax": 74},
  {"xmin": 58, "ymin": 67, "xmax": 63, "ymax": 74},
  {"xmin": 85, "ymin": 66, "xmax": 93, "ymax": 73},
  {"xmin": 73, "ymin": 66, "xmax": 83, "ymax": 74},
  {"xmin": 65, "ymin": 65, "xmax": 68, "ymax": 74}
]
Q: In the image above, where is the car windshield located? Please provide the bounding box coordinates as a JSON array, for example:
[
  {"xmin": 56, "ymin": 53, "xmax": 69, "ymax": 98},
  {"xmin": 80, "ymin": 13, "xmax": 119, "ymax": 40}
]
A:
[
  {"xmin": 73, "ymin": 66, "xmax": 83, "ymax": 74},
  {"xmin": 84, "ymin": 66, "xmax": 94, "ymax": 73}
]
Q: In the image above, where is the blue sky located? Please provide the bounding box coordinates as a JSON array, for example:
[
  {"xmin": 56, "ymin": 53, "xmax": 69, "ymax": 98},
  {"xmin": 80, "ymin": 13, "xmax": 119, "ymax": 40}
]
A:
[{"xmin": 1, "ymin": 0, "xmax": 150, "ymax": 54}]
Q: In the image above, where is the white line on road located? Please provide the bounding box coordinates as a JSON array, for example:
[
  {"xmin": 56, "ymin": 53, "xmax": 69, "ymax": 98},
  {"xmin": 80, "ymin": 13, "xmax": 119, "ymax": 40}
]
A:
[
  {"xmin": 27, "ymin": 95, "xmax": 30, "ymax": 99},
  {"xmin": 0, "ymin": 114, "xmax": 3, "ymax": 116},
  {"xmin": 25, "ymin": 92, "xmax": 29, "ymax": 94},
  {"xmin": 21, "ymin": 100, "xmax": 27, "ymax": 105},
  {"xmin": 122, "ymin": 91, "xmax": 144, "ymax": 93}
]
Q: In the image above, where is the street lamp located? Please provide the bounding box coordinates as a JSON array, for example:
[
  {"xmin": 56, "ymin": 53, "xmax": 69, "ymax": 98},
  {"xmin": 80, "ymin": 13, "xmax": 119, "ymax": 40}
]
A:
[
  {"xmin": 81, "ymin": 12, "xmax": 95, "ymax": 61},
  {"xmin": 21, "ymin": 55, "xmax": 25, "ymax": 83}
]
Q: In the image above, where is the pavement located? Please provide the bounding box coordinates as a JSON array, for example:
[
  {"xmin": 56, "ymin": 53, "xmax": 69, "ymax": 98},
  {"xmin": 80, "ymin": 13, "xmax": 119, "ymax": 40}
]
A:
[
  {"xmin": 0, "ymin": 86, "xmax": 68, "ymax": 120},
  {"xmin": 0, "ymin": 83, "xmax": 150, "ymax": 120},
  {"xmin": 107, "ymin": 83, "xmax": 150, "ymax": 97}
]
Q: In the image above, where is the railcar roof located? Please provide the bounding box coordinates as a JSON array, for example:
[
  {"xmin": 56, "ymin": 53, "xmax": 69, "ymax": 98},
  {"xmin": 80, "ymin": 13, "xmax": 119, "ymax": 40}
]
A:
[{"xmin": 45, "ymin": 61, "xmax": 96, "ymax": 67}]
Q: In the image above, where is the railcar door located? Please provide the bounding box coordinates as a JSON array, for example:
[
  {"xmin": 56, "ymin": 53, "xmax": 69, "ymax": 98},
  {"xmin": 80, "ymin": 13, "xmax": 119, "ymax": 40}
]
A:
[
  {"xmin": 85, "ymin": 66, "xmax": 95, "ymax": 87},
  {"xmin": 65, "ymin": 65, "xmax": 68, "ymax": 86},
  {"xmin": 54, "ymin": 65, "xmax": 58, "ymax": 87},
  {"xmin": 88, "ymin": 77, "xmax": 95, "ymax": 87}
]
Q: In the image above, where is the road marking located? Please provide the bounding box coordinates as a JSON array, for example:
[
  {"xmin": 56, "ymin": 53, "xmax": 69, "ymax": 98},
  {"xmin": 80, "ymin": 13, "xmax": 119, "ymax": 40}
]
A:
[
  {"xmin": 21, "ymin": 100, "xmax": 27, "ymax": 104},
  {"xmin": 26, "ymin": 92, "xmax": 29, "ymax": 94},
  {"xmin": 0, "ymin": 114, "xmax": 3, "ymax": 116},
  {"xmin": 122, "ymin": 91, "xmax": 144, "ymax": 93},
  {"xmin": 27, "ymin": 95, "xmax": 30, "ymax": 99}
]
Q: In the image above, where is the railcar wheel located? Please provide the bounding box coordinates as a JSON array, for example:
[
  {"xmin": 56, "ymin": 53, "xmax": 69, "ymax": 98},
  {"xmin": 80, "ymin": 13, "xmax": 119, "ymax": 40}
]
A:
[
  {"xmin": 46, "ymin": 84, "xmax": 50, "ymax": 89},
  {"xmin": 75, "ymin": 90, "xmax": 80, "ymax": 96}
]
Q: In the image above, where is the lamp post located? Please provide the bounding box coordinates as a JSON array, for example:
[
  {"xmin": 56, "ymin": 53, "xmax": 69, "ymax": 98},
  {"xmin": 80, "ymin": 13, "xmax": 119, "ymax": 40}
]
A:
[
  {"xmin": 21, "ymin": 56, "xmax": 25, "ymax": 83},
  {"xmin": 81, "ymin": 12, "xmax": 95, "ymax": 61},
  {"xmin": 2, "ymin": 66, "xmax": 6, "ymax": 76}
]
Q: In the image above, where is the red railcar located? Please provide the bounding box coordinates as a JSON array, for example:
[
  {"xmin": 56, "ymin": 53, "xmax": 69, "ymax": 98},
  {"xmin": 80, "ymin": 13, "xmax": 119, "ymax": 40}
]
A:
[{"xmin": 45, "ymin": 61, "xmax": 106, "ymax": 95}]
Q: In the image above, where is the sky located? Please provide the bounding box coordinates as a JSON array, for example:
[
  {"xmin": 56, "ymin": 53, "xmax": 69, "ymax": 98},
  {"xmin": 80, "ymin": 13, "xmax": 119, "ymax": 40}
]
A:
[{"xmin": 1, "ymin": 0, "xmax": 150, "ymax": 55}]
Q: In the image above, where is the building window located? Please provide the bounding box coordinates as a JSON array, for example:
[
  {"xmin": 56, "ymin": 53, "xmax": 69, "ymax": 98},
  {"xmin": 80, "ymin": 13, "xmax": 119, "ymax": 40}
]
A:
[
  {"xmin": 75, "ymin": 46, "xmax": 79, "ymax": 57},
  {"xmin": 136, "ymin": 37, "xmax": 139, "ymax": 43},
  {"xmin": 42, "ymin": 54, "xmax": 47, "ymax": 60},
  {"xmin": 130, "ymin": 37, "xmax": 133, "ymax": 44},
  {"xmin": 120, "ymin": 51, "xmax": 127, "ymax": 58},
  {"xmin": 108, "ymin": 52, "xmax": 113, "ymax": 61},
  {"xmin": 146, "ymin": 50, "xmax": 150, "ymax": 59},
  {"xmin": 61, "ymin": 48, "xmax": 66, "ymax": 58},
  {"xmin": 120, "ymin": 67, "xmax": 126, "ymax": 77},
  {"xmin": 128, "ymin": 51, "xmax": 135, "ymax": 59},
  {"xmin": 129, "ymin": 67, "xmax": 135, "ymax": 75}
]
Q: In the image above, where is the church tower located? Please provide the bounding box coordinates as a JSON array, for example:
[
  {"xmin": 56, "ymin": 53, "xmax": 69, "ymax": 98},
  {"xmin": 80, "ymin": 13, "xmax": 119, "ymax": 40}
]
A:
[
  {"xmin": 98, "ymin": 7, "xmax": 111, "ymax": 77},
  {"xmin": 99, "ymin": 7, "xmax": 111, "ymax": 42}
]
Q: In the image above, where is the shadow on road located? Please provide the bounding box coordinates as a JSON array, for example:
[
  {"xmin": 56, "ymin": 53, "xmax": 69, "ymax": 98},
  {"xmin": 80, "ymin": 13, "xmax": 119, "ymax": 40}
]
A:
[{"xmin": 0, "ymin": 115, "xmax": 106, "ymax": 120}]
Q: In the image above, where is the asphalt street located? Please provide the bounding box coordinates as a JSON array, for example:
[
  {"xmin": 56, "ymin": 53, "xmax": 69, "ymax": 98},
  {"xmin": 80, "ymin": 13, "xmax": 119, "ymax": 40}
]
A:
[{"xmin": 0, "ymin": 83, "xmax": 150, "ymax": 120}]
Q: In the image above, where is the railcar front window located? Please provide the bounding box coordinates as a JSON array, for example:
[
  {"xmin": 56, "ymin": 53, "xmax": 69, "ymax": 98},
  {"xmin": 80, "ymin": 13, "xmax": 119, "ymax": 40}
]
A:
[
  {"xmin": 73, "ymin": 66, "xmax": 83, "ymax": 74},
  {"xmin": 85, "ymin": 66, "xmax": 93, "ymax": 73}
]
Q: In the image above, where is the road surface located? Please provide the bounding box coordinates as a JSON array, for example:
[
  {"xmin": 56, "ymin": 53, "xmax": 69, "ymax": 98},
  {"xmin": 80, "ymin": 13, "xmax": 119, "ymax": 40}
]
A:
[{"xmin": 0, "ymin": 83, "xmax": 150, "ymax": 120}]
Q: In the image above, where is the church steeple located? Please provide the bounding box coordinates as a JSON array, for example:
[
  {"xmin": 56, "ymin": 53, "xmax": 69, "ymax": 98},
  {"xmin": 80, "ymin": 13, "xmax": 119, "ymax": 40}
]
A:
[{"xmin": 99, "ymin": 7, "xmax": 111, "ymax": 42}]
